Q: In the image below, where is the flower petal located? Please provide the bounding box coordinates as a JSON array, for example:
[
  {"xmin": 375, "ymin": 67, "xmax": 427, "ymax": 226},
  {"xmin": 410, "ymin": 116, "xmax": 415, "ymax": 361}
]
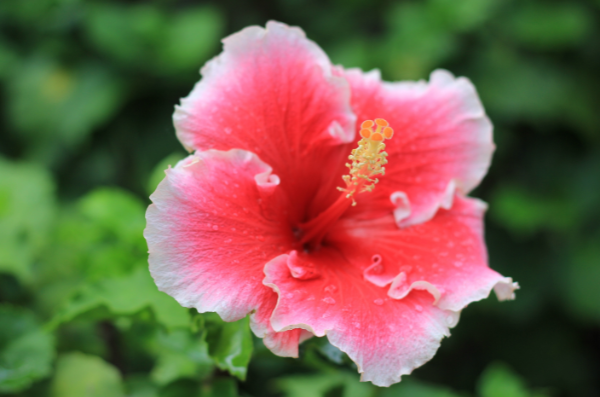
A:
[
  {"xmin": 263, "ymin": 250, "xmax": 458, "ymax": 387},
  {"xmin": 145, "ymin": 149, "xmax": 305, "ymax": 356},
  {"xmin": 328, "ymin": 195, "xmax": 517, "ymax": 311},
  {"xmin": 342, "ymin": 68, "xmax": 494, "ymax": 227},
  {"xmin": 174, "ymin": 21, "xmax": 356, "ymax": 222}
]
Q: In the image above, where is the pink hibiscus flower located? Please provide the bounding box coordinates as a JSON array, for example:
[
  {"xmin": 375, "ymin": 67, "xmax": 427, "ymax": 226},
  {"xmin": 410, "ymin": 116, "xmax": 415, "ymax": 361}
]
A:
[{"xmin": 145, "ymin": 21, "xmax": 518, "ymax": 386}]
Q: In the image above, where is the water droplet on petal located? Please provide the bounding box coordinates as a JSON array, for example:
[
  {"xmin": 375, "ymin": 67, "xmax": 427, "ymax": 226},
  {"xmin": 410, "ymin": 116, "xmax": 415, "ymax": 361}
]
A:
[
  {"xmin": 415, "ymin": 304, "xmax": 423, "ymax": 312},
  {"xmin": 224, "ymin": 127, "xmax": 232, "ymax": 134},
  {"xmin": 212, "ymin": 225, "xmax": 219, "ymax": 230},
  {"xmin": 324, "ymin": 285, "xmax": 337, "ymax": 293},
  {"xmin": 224, "ymin": 238, "xmax": 232, "ymax": 243},
  {"xmin": 256, "ymin": 235, "xmax": 265, "ymax": 241},
  {"xmin": 374, "ymin": 299, "xmax": 384, "ymax": 305},
  {"xmin": 322, "ymin": 297, "xmax": 336, "ymax": 305},
  {"xmin": 353, "ymin": 322, "xmax": 361, "ymax": 329},
  {"xmin": 453, "ymin": 261, "xmax": 463, "ymax": 268}
]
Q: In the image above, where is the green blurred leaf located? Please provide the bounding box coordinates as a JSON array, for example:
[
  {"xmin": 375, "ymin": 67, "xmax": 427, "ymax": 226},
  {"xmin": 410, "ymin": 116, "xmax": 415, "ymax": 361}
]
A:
[
  {"xmin": 150, "ymin": 329, "xmax": 213, "ymax": 386},
  {"xmin": 274, "ymin": 372, "xmax": 375, "ymax": 397},
  {"xmin": 0, "ymin": 158, "xmax": 55, "ymax": 283},
  {"xmin": 0, "ymin": 305, "xmax": 38, "ymax": 348},
  {"xmin": 562, "ymin": 237, "xmax": 600, "ymax": 323},
  {"xmin": 0, "ymin": 305, "xmax": 55, "ymax": 393},
  {"xmin": 147, "ymin": 152, "xmax": 187, "ymax": 196},
  {"xmin": 157, "ymin": 7, "xmax": 223, "ymax": 72},
  {"xmin": 77, "ymin": 187, "xmax": 146, "ymax": 247},
  {"xmin": 126, "ymin": 375, "xmax": 160, "ymax": 397},
  {"xmin": 205, "ymin": 316, "xmax": 253, "ymax": 381},
  {"xmin": 478, "ymin": 362, "xmax": 549, "ymax": 397},
  {"xmin": 7, "ymin": 58, "xmax": 124, "ymax": 160},
  {"xmin": 202, "ymin": 378, "xmax": 239, "ymax": 397},
  {"xmin": 381, "ymin": 378, "xmax": 464, "ymax": 397},
  {"xmin": 490, "ymin": 184, "xmax": 577, "ymax": 237},
  {"xmin": 35, "ymin": 187, "xmax": 148, "ymax": 314},
  {"xmin": 84, "ymin": 3, "xmax": 164, "ymax": 66},
  {"xmin": 507, "ymin": 3, "xmax": 592, "ymax": 50},
  {"xmin": 428, "ymin": 0, "xmax": 499, "ymax": 32},
  {"xmin": 0, "ymin": 330, "xmax": 55, "ymax": 393},
  {"xmin": 49, "ymin": 267, "xmax": 189, "ymax": 329},
  {"xmin": 50, "ymin": 352, "xmax": 125, "ymax": 397},
  {"xmin": 384, "ymin": 2, "xmax": 456, "ymax": 80}
]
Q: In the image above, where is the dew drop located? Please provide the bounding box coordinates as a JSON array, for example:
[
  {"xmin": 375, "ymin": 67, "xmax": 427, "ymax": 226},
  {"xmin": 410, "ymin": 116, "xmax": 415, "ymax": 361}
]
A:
[
  {"xmin": 453, "ymin": 261, "xmax": 463, "ymax": 268},
  {"xmin": 324, "ymin": 285, "xmax": 337, "ymax": 293},
  {"xmin": 224, "ymin": 127, "xmax": 232, "ymax": 134},
  {"xmin": 374, "ymin": 299, "xmax": 384, "ymax": 306},
  {"xmin": 322, "ymin": 297, "xmax": 336, "ymax": 305},
  {"xmin": 256, "ymin": 235, "xmax": 265, "ymax": 242},
  {"xmin": 399, "ymin": 265, "xmax": 412, "ymax": 273},
  {"xmin": 233, "ymin": 213, "xmax": 239, "ymax": 217},
  {"xmin": 415, "ymin": 304, "xmax": 423, "ymax": 312},
  {"xmin": 224, "ymin": 238, "xmax": 232, "ymax": 243},
  {"xmin": 212, "ymin": 225, "xmax": 219, "ymax": 231},
  {"xmin": 353, "ymin": 322, "xmax": 361, "ymax": 329},
  {"xmin": 231, "ymin": 227, "xmax": 236, "ymax": 232}
]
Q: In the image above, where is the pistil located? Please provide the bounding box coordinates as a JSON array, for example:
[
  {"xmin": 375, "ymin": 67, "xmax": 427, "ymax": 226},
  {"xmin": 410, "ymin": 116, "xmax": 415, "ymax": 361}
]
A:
[{"xmin": 299, "ymin": 119, "xmax": 394, "ymax": 248}]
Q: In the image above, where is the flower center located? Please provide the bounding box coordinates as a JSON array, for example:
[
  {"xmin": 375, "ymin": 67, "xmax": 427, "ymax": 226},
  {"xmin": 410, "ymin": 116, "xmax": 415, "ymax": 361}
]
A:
[{"xmin": 299, "ymin": 119, "xmax": 393, "ymax": 248}]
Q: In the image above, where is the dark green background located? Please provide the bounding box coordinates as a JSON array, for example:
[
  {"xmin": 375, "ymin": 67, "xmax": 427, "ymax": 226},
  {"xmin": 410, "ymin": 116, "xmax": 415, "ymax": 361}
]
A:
[{"xmin": 1, "ymin": 0, "xmax": 599, "ymax": 396}]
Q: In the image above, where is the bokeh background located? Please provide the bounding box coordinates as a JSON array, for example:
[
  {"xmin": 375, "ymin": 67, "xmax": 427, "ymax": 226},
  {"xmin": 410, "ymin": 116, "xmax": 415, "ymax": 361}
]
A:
[{"xmin": 1, "ymin": 0, "xmax": 599, "ymax": 396}]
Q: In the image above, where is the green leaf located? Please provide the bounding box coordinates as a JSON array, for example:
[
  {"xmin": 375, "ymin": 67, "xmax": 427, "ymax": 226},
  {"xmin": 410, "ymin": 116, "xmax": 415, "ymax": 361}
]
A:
[
  {"xmin": 0, "ymin": 158, "xmax": 55, "ymax": 283},
  {"xmin": 157, "ymin": 7, "xmax": 224, "ymax": 72},
  {"xmin": 507, "ymin": 3, "xmax": 592, "ymax": 50},
  {"xmin": 147, "ymin": 152, "xmax": 187, "ymax": 196},
  {"xmin": 7, "ymin": 58, "xmax": 124, "ymax": 160},
  {"xmin": 35, "ymin": 187, "xmax": 149, "ymax": 315},
  {"xmin": 84, "ymin": 3, "xmax": 165, "ymax": 66},
  {"xmin": 490, "ymin": 185, "xmax": 577, "ymax": 237},
  {"xmin": 49, "ymin": 267, "xmax": 189, "ymax": 329},
  {"xmin": 562, "ymin": 237, "xmax": 600, "ymax": 323},
  {"xmin": 202, "ymin": 378, "xmax": 239, "ymax": 397},
  {"xmin": 125, "ymin": 375, "xmax": 160, "ymax": 397},
  {"xmin": 0, "ymin": 329, "xmax": 55, "ymax": 393},
  {"xmin": 478, "ymin": 363, "xmax": 550, "ymax": 397},
  {"xmin": 77, "ymin": 187, "xmax": 146, "ymax": 248},
  {"xmin": 274, "ymin": 372, "xmax": 375, "ymax": 397},
  {"xmin": 206, "ymin": 316, "xmax": 253, "ymax": 380},
  {"xmin": 150, "ymin": 329, "xmax": 213, "ymax": 386},
  {"xmin": 381, "ymin": 378, "xmax": 464, "ymax": 397},
  {"xmin": 50, "ymin": 352, "xmax": 125, "ymax": 397},
  {"xmin": 0, "ymin": 305, "xmax": 38, "ymax": 348}
]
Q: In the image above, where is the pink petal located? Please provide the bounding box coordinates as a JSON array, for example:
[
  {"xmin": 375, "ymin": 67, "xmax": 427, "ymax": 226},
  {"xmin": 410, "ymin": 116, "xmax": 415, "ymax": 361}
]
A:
[
  {"xmin": 327, "ymin": 195, "xmax": 517, "ymax": 312},
  {"xmin": 145, "ymin": 149, "xmax": 305, "ymax": 356},
  {"xmin": 342, "ymin": 68, "xmax": 494, "ymax": 227},
  {"xmin": 174, "ymin": 21, "xmax": 356, "ymax": 222},
  {"xmin": 263, "ymin": 250, "xmax": 459, "ymax": 387}
]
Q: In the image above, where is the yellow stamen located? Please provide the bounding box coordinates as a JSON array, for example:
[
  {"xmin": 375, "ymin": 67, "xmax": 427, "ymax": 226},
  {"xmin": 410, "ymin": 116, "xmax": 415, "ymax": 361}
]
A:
[{"xmin": 338, "ymin": 118, "xmax": 394, "ymax": 205}]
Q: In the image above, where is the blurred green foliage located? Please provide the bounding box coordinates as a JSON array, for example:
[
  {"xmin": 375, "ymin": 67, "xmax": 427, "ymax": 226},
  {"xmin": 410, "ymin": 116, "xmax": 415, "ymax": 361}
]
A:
[{"xmin": 0, "ymin": 0, "xmax": 599, "ymax": 396}]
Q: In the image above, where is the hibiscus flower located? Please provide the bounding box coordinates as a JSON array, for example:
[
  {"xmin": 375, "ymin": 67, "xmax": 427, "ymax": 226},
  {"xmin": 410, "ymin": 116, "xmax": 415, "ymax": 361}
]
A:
[{"xmin": 144, "ymin": 21, "xmax": 518, "ymax": 386}]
